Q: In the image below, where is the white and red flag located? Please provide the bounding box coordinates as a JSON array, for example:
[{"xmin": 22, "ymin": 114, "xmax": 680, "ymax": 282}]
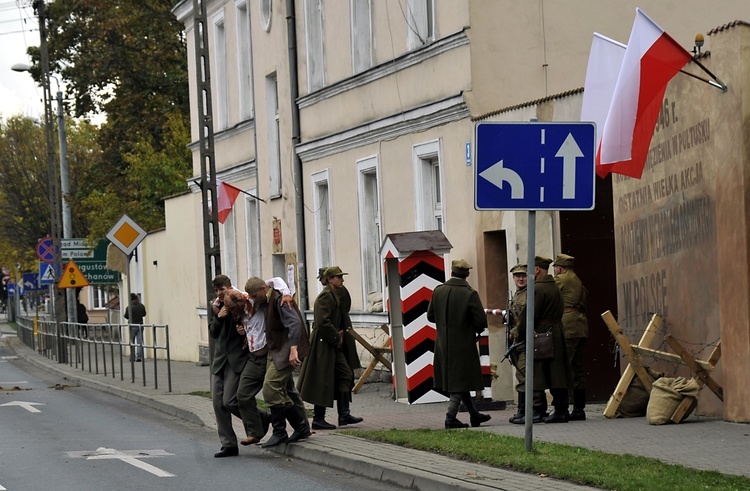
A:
[
  {"xmin": 216, "ymin": 180, "xmax": 243, "ymax": 224},
  {"xmin": 596, "ymin": 9, "xmax": 692, "ymax": 179},
  {"xmin": 581, "ymin": 33, "xmax": 626, "ymax": 152}
]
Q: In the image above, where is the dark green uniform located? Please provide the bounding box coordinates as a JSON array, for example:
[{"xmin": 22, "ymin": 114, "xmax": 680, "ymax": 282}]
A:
[{"xmin": 555, "ymin": 268, "xmax": 588, "ymax": 417}]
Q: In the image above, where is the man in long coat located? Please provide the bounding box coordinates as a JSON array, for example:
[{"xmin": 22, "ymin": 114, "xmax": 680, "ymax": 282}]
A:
[
  {"xmin": 297, "ymin": 266, "xmax": 363, "ymax": 428},
  {"xmin": 516, "ymin": 256, "xmax": 573, "ymax": 423},
  {"xmin": 554, "ymin": 253, "xmax": 589, "ymax": 421},
  {"xmin": 426, "ymin": 259, "xmax": 491, "ymax": 429}
]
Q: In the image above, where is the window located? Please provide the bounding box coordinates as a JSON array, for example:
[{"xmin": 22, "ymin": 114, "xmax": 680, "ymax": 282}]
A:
[
  {"xmin": 350, "ymin": 0, "xmax": 372, "ymax": 74},
  {"xmin": 265, "ymin": 73, "xmax": 281, "ymax": 197},
  {"xmin": 406, "ymin": 0, "xmax": 435, "ymax": 50},
  {"xmin": 304, "ymin": 0, "xmax": 325, "ymax": 91},
  {"xmin": 213, "ymin": 12, "xmax": 229, "ymax": 129},
  {"xmin": 89, "ymin": 285, "xmax": 111, "ymax": 310},
  {"xmin": 223, "ymin": 209, "xmax": 238, "ymax": 285},
  {"xmin": 235, "ymin": 1, "xmax": 254, "ymax": 120},
  {"xmin": 413, "ymin": 140, "xmax": 444, "ymax": 231},
  {"xmin": 312, "ymin": 170, "xmax": 332, "ymax": 283},
  {"xmin": 245, "ymin": 192, "xmax": 261, "ymax": 278},
  {"xmin": 357, "ymin": 156, "xmax": 382, "ymax": 300}
]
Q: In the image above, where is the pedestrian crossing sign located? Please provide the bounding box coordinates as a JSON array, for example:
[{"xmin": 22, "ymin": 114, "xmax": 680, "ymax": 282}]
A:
[{"xmin": 58, "ymin": 259, "xmax": 90, "ymax": 289}]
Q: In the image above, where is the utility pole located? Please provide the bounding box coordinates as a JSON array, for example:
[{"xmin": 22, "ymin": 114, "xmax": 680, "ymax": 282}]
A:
[
  {"xmin": 33, "ymin": 0, "xmax": 65, "ymax": 362},
  {"xmin": 191, "ymin": 0, "xmax": 221, "ymax": 366}
]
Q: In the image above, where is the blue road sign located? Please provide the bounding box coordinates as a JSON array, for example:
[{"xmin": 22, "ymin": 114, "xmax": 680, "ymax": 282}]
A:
[
  {"xmin": 22, "ymin": 272, "xmax": 41, "ymax": 292},
  {"xmin": 474, "ymin": 122, "xmax": 596, "ymax": 211},
  {"xmin": 36, "ymin": 237, "xmax": 56, "ymax": 263},
  {"xmin": 39, "ymin": 262, "xmax": 60, "ymax": 285},
  {"xmin": 8, "ymin": 282, "xmax": 16, "ymax": 296}
]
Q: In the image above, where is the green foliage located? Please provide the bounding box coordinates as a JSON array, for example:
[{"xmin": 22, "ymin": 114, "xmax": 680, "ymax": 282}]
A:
[{"xmin": 347, "ymin": 429, "xmax": 750, "ymax": 491}]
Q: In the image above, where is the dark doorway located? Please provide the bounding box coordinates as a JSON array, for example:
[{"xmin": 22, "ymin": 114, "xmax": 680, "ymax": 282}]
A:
[{"xmin": 559, "ymin": 175, "xmax": 620, "ymax": 402}]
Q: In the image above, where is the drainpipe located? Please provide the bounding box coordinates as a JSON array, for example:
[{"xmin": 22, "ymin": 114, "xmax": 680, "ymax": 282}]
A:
[{"xmin": 286, "ymin": 0, "xmax": 309, "ymax": 310}]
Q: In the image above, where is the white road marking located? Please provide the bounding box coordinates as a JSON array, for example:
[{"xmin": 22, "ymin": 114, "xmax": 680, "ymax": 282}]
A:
[
  {"xmin": 1, "ymin": 356, "xmax": 19, "ymax": 360},
  {"xmin": 67, "ymin": 448, "xmax": 175, "ymax": 478},
  {"xmin": 0, "ymin": 381, "xmax": 28, "ymax": 385},
  {"xmin": 0, "ymin": 401, "xmax": 45, "ymax": 413},
  {"xmin": 0, "ymin": 483, "xmax": 6, "ymax": 490}
]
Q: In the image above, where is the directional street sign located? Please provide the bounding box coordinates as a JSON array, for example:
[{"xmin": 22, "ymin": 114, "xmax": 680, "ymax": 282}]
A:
[
  {"xmin": 22, "ymin": 272, "xmax": 41, "ymax": 292},
  {"xmin": 474, "ymin": 122, "xmax": 596, "ymax": 211},
  {"xmin": 61, "ymin": 239, "xmax": 119, "ymax": 285}
]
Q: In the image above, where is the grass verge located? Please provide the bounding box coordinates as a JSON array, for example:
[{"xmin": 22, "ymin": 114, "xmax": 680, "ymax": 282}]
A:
[{"xmin": 344, "ymin": 429, "xmax": 750, "ymax": 491}]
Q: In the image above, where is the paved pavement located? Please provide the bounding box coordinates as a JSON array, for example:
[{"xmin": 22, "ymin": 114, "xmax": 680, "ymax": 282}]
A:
[{"xmin": 2, "ymin": 319, "xmax": 749, "ymax": 490}]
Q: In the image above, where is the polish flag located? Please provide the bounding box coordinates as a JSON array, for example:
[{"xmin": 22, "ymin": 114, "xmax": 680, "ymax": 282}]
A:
[
  {"xmin": 597, "ymin": 9, "xmax": 692, "ymax": 179},
  {"xmin": 217, "ymin": 180, "xmax": 242, "ymax": 224},
  {"xmin": 581, "ymin": 33, "xmax": 626, "ymax": 152}
]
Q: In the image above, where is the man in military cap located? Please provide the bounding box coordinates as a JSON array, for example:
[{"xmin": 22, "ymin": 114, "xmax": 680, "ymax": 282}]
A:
[
  {"xmin": 317, "ymin": 267, "xmax": 329, "ymax": 287},
  {"xmin": 553, "ymin": 253, "xmax": 589, "ymax": 421},
  {"xmin": 506, "ymin": 264, "xmax": 548, "ymax": 424},
  {"xmin": 515, "ymin": 256, "xmax": 572, "ymax": 423},
  {"xmin": 427, "ymin": 259, "xmax": 492, "ymax": 428},
  {"xmin": 298, "ymin": 266, "xmax": 363, "ymax": 430}
]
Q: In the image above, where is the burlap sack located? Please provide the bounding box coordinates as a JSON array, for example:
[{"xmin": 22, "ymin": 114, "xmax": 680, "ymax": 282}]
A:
[
  {"xmin": 615, "ymin": 367, "xmax": 664, "ymax": 418},
  {"xmin": 646, "ymin": 377, "xmax": 701, "ymax": 425}
]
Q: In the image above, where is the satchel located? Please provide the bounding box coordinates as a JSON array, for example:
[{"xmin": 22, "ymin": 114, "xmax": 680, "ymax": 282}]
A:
[{"xmin": 533, "ymin": 330, "xmax": 554, "ymax": 360}]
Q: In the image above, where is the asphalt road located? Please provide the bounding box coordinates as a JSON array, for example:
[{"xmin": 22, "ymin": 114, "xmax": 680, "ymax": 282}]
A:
[{"xmin": 0, "ymin": 344, "xmax": 403, "ymax": 491}]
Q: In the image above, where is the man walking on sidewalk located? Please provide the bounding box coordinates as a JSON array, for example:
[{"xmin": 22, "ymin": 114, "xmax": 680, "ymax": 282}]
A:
[{"xmin": 427, "ymin": 259, "xmax": 491, "ymax": 429}]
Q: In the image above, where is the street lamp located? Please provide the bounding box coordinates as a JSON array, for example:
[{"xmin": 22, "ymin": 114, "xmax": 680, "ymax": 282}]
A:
[{"xmin": 11, "ymin": 62, "xmax": 77, "ymax": 327}]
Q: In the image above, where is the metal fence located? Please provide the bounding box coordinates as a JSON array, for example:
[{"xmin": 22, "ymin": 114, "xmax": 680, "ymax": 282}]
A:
[{"xmin": 16, "ymin": 316, "xmax": 172, "ymax": 392}]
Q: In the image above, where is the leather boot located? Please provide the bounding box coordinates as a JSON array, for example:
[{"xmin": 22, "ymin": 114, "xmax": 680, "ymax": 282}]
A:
[
  {"xmin": 444, "ymin": 414, "xmax": 469, "ymax": 429},
  {"xmin": 570, "ymin": 388, "xmax": 586, "ymax": 421},
  {"xmin": 337, "ymin": 392, "xmax": 363, "ymax": 426},
  {"xmin": 261, "ymin": 406, "xmax": 289, "ymax": 448},
  {"xmin": 287, "ymin": 406, "xmax": 312, "ymax": 443},
  {"xmin": 509, "ymin": 392, "xmax": 525, "ymax": 423},
  {"xmin": 312, "ymin": 405, "xmax": 336, "ymax": 430}
]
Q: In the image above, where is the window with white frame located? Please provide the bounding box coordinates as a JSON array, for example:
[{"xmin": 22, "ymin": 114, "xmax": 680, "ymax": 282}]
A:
[
  {"xmin": 235, "ymin": 0, "xmax": 254, "ymax": 120},
  {"xmin": 304, "ymin": 0, "xmax": 325, "ymax": 91},
  {"xmin": 223, "ymin": 209, "xmax": 238, "ymax": 284},
  {"xmin": 265, "ymin": 73, "xmax": 282, "ymax": 197},
  {"xmin": 312, "ymin": 170, "xmax": 332, "ymax": 279},
  {"xmin": 213, "ymin": 12, "xmax": 229, "ymax": 129},
  {"xmin": 413, "ymin": 140, "xmax": 444, "ymax": 232},
  {"xmin": 89, "ymin": 285, "xmax": 111, "ymax": 310},
  {"xmin": 245, "ymin": 192, "xmax": 261, "ymax": 278},
  {"xmin": 350, "ymin": 0, "xmax": 372, "ymax": 74},
  {"xmin": 406, "ymin": 0, "xmax": 435, "ymax": 50},
  {"xmin": 357, "ymin": 156, "xmax": 382, "ymax": 300}
]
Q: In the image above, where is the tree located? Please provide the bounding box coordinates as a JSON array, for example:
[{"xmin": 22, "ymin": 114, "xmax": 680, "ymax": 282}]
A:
[{"xmin": 29, "ymin": 0, "xmax": 192, "ymax": 236}]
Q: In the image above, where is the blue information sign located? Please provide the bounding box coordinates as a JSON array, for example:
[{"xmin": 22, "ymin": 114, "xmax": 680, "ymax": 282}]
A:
[{"xmin": 474, "ymin": 122, "xmax": 596, "ymax": 211}]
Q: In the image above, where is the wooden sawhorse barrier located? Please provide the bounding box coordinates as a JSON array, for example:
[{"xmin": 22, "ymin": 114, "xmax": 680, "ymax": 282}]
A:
[
  {"xmin": 350, "ymin": 324, "xmax": 392, "ymax": 393},
  {"xmin": 601, "ymin": 310, "xmax": 722, "ymax": 423}
]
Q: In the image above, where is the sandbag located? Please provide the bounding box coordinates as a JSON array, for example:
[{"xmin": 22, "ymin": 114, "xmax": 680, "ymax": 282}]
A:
[
  {"xmin": 615, "ymin": 367, "xmax": 664, "ymax": 418},
  {"xmin": 646, "ymin": 376, "xmax": 701, "ymax": 425}
]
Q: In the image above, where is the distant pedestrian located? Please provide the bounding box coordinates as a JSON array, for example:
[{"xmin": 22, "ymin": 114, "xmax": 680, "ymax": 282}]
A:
[
  {"xmin": 427, "ymin": 259, "xmax": 491, "ymax": 429},
  {"xmin": 76, "ymin": 287, "xmax": 89, "ymax": 339},
  {"xmin": 298, "ymin": 266, "xmax": 363, "ymax": 430},
  {"xmin": 553, "ymin": 254, "xmax": 589, "ymax": 421},
  {"xmin": 124, "ymin": 293, "xmax": 146, "ymax": 361}
]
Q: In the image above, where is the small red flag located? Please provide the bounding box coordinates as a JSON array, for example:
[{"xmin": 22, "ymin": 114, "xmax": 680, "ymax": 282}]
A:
[{"xmin": 217, "ymin": 181, "xmax": 242, "ymax": 224}]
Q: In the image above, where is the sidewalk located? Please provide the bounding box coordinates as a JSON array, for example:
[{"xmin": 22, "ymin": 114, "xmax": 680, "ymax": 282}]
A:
[{"xmin": 3, "ymin": 320, "xmax": 749, "ymax": 490}]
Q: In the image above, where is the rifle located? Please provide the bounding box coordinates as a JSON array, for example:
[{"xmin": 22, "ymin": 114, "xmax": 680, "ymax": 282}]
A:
[{"xmin": 500, "ymin": 341, "xmax": 525, "ymax": 364}]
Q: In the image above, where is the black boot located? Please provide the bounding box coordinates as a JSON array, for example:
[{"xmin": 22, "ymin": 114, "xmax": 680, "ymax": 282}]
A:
[
  {"xmin": 261, "ymin": 406, "xmax": 289, "ymax": 448},
  {"xmin": 337, "ymin": 392, "xmax": 363, "ymax": 426},
  {"xmin": 444, "ymin": 413, "xmax": 469, "ymax": 429},
  {"xmin": 287, "ymin": 406, "xmax": 312, "ymax": 443},
  {"xmin": 312, "ymin": 405, "xmax": 336, "ymax": 430},
  {"xmin": 461, "ymin": 392, "xmax": 490, "ymax": 427},
  {"xmin": 570, "ymin": 389, "xmax": 586, "ymax": 421},
  {"xmin": 544, "ymin": 388, "xmax": 570, "ymax": 424},
  {"xmin": 509, "ymin": 392, "xmax": 525, "ymax": 423}
]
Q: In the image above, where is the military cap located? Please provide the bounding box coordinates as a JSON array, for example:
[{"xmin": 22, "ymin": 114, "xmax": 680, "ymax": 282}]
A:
[
  {"xmin": 324, "ymin": 266, "xmax": 348, "ymax": 278},
  {"xmin": 553, "ymin": 254, "xmax": 575, "ymax": 268},
  {"xmin": 451, "ymin": 259, "xmax": 473, "ymax": 275},
  {"xmin": 534, "ymin": 256, "xmax": 553, "ymax": 270},
  {"xmin": 317, "ymin": 267, "xmax": 328, "ymax": 280},
  {"xmin": 510, "ymin": 264, "xmax": 527, "ymax": 275}
]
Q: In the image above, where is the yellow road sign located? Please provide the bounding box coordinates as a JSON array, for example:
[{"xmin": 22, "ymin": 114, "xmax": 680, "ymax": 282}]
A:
[{"xmin": 58, "ymin": 259, "xmax": 90, "ymax": 289}]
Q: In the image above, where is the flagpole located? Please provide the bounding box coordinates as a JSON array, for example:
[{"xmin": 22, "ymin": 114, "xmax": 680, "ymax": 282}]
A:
[
  {"xmin": 685, "ymin": 57, "xmax": 728, "ymax": 92},
  {"xmin": 223, "ymin": 182, "xmax": 267, "ymax": 203}
]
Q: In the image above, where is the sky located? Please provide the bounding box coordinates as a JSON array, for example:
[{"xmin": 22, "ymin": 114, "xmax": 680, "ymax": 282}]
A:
[{"xmin": 0, "ymin": 1, "xmax": 46, "ymax": 121}]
